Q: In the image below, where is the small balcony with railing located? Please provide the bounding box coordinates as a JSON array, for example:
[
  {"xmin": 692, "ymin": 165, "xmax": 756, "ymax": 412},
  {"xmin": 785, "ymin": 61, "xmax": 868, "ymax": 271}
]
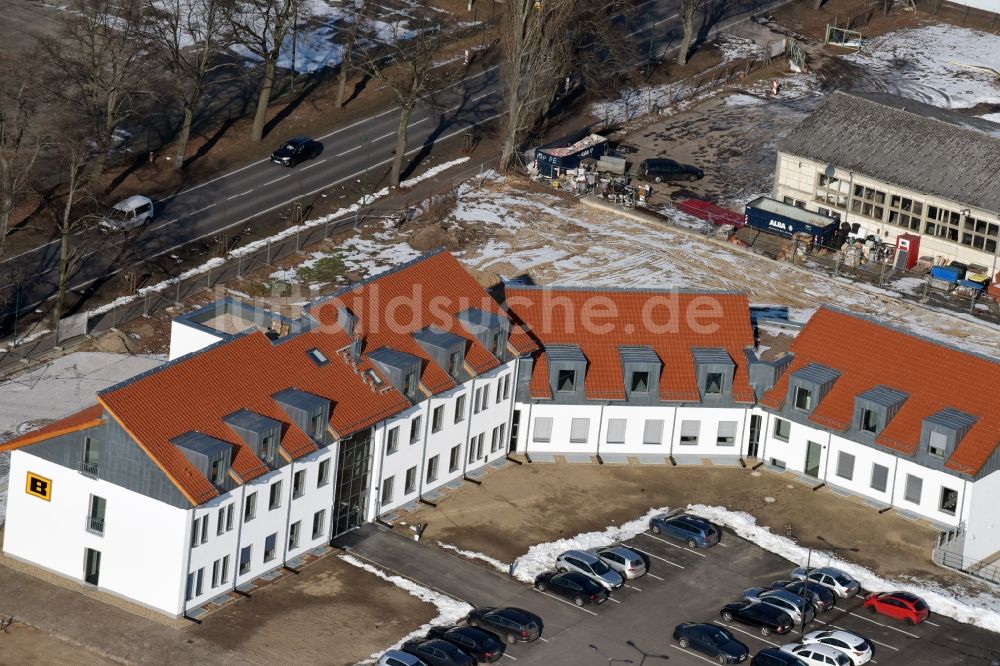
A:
[
  {"xmin": 86, "ymin": 515, "xmax": 105, "ymax": 536},
  {"xmin": 78, "ymin": 460, "xmax": 100, "ymax": 478}
]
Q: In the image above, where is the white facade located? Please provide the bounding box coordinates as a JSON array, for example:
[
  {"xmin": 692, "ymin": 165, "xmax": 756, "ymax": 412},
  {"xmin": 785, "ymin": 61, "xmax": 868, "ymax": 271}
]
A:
[{"xmin": 965, "ymin": 470, "xmax": 1000, "ymax": 562}]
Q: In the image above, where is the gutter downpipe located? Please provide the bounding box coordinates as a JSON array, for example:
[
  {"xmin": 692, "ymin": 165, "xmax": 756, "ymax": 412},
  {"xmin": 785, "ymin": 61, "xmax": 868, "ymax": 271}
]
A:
[
  {"xmin": 504, "ymin": 357, "xmax": 520, "ymax": 455},
  {"xmin": 417, "ymin": 397, "xmax": 432, "ymax": 501},
  {"xmin": 461, "ymin": 377, "xmax": 478, "ymax": 479},
  {"xmin": 524, "ymin": 401, "xmax": 535, "ymax": 463},
  {"xmin": 595, "ymin": 403, "xmax": 606, "ymax": 464},
  {"xmin": 230, "ymin": 481, "xmax": 248, "ymax": 596},
  {"xmin": 180, "ymin": 506, "xmax": 196, "ymax": 617},
  {"xmin": 667, "ymin": 404, "xmax": 679, "ymax": 465},
  {"xmin": 281, "ymin": 457, "xmax": 296, "ymax": 567}
]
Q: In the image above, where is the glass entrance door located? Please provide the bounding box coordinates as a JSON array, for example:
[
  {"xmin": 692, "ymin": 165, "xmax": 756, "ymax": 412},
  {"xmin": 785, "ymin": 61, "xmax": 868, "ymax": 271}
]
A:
[
  {"xmin": 333, "ymin": 428, "xmax": 373, "ymax": 537},
  {"xmin": 805, "ymin": 441, "xmax": 822, "ymax": 478}
]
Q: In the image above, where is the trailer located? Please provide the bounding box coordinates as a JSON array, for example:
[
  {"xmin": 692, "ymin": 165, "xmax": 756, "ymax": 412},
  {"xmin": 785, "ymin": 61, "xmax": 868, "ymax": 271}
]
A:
[
  {"xmin": 744, "ymin": 197, "xmax": 840, "ymax": 244},
  {"xmin": 534, "ymin": 134, "xmax": 609, "ymax": 178}
]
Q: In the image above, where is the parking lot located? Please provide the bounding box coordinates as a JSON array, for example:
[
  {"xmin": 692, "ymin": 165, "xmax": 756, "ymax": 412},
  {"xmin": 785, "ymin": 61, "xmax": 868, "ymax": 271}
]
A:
[{"xmin": 341, "ymin": 523, "xmax": 1000, "ymax": 666}]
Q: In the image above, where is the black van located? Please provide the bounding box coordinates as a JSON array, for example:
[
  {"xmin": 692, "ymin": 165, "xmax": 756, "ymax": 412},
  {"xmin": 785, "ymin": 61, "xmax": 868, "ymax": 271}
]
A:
[{"xmin": 636, "ymin": 158, "xmax": 704, "ymax": 183}]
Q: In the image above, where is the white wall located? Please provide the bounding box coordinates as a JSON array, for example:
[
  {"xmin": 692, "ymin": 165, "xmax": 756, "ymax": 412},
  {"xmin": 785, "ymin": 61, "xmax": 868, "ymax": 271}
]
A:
[
  {"xmin": 946, "ymin": 0, "xmax": 998, "ymax": 14},
  {"xmin": 168, "ymin": 320, "xmax": 224, "ymax": 361},
  {"xmin": 233, "ymin": 467, "xmax": 292, "ymax": 588},
  {"xmin": 965, "ymin": 469, "xmax": 1000, "ymax": 562}
]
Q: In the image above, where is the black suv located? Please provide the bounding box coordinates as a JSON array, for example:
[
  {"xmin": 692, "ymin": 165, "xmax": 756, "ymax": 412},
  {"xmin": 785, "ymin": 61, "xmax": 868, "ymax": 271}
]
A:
[
  {"xmin": 636, "ymin": 158, "xmax": 703, "ymax": 183},
  {"xmin": 673, "ymin": 622, "xmax": 749, "ymax": 663},
  {"xmin": 720, "ymin": 600, "xmax": 794, "ymax": 636},
  {"xmin": 534, "ymin": 571, "xmax": 609, "ymax": 606},
  {"xmin": 425, "ymin": 626, "xmax": 505, "ymax": 663},
  {"xmin": 270, "ymin": 136, "xmax": 322, "ymax": 167},
  {"xmin": 402, "ymin": 638, "xmax": 474, "ymax": 666},
  {"xmin": 465, "ymin": 607, "xmax": 542, "ymax": 645}
]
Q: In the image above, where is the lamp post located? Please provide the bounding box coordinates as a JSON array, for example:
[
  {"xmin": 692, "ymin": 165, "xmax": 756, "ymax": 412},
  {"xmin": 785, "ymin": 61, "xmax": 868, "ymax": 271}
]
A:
[{"xmin": 589, "ymin": 644, "xmax": 634, "ymax": 666}]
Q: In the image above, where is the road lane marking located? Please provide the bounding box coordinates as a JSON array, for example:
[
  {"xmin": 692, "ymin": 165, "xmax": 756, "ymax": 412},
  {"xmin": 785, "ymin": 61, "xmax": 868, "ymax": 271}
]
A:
[
  {"xmin": 335, "ymin": 117, "xmax": 432, "ymax": 156},
  {"xmin": 625, "ymin": 584, "xmax": 642, "ymax": 591},
  {"xmin": 833, "ymin": 623, "xmax": 898, "ymax": 650},
  {"xmin": 669, "ymin": 645, "xmax": 724, "ymax": 664},
  {"xmin": 608, "ymin": 597, "xmax": 621, "ymax": 604},
  {"xmin": 847, "ymin": 612, "xmax": 919, "ymax": 638},
  {"xmin": 627, "ymin": 11, "xmax": 679, "ymax": 37},
  {"xmin": 299, "ymin": 158, "xmax": 327, "ymax": 171},
  {"xmin": 263, "ymin": 173, "xmax": 292, "ymax": 186},
  {"xmin": 715, "ymin": 622, "xmax": 779, "ymax": 647},
  {"xmin": 924, "ymin": 620, "xmax": 939, "ymax": 627},
  {"xmin": 530, "ymin": 587, "xmax": 599, "ymax": 615},
  {"xmin": 227, "ymin": 189, "xmax": 254, "ymax": 199},
  {"xmin": 646, "ymin": 572, "xmax": 665, "ymax": 580},
  {"xmin": 632, "ymin": 548, "xmax": 685, "ymax": 569},
  {"xmin": 538, "ymin": 637, "xmax": 550, "ymax": 643},
  {"xmin": 640, "ymin": 532, "xmax": 707, "ymax": 558},
  {"xmin": 501, "ymin": 653, "xmax": 518, "ymax": 660}
]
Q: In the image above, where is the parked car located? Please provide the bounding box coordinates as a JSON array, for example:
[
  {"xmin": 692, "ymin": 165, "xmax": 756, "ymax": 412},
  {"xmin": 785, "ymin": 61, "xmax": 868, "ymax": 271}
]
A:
[
  {"xmin": 720, "ymin": 600, "xmax": 794, "ymax": 636},
  {"xmin": 802, "ymin": 630, "xmax": 873, "ymax": 665},
  {"xmin": 99, "ymin": 195, "xmax": 155, "ymax": 232},
  {"xmin": 636, "ymin": 158, "xmax": 704, "ymax": 183},
  {"xmin": 673, "ymin": 622, "xmax": 749, "ymax": 664},
  {"xmin": 270, "ymin": 136, "xmax": 322, "ymax": 166},
  {"xmin": 790, "ymin": 567, "xmax": 861, "ymax": 598},
  {"xmin": 425, "ymin": 626, "xmax": 505, "ymax": 663},
  {"xmin": 780, "ymin": 643, "xmax": 852, "ymax": 666},
  {"xmin": 555, "ymin": 549, "xmax": 624, "ymax": 589},
  {"xmin": 862, "ymin": 591, "xmax": 929, "ymax": 625},
  {"xmin": 401, "ymin": 639, "xmax": 474, "ymax": 666},
  {"xmin": 743, "ymin": 588, "xmax": 815, "ymax": 626},
  {"xmin": 589, "ymin": 545, "xmax": 647, "ymax": 579},
  {"xmin": 465, "ymin": 607, "xmax": 542, "ymax": 645},
  {"xmin": 751, "ymin": 648, "xmax": 807, "ymax": 666},
  {"xmin": 379, "ymin": 650, "xmax": 429, "ymax": 666},
  {"xmin": 769, "ymin": 580, "xmax": 837, "ymax": 612},
  {"xmin": 534, "ymin": 571, "xmax": 609, "ymax": 606},
  {"xmin": 648, "ymin": 513, "xmax": 720, "ymax": 548}
]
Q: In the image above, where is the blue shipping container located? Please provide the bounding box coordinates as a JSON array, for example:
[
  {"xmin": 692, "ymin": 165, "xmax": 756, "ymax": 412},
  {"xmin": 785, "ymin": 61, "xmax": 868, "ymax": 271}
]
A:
[
  {"xmin": 744, "ymin": 197, "xmax": 840, "ymax": 243},
  {"xmin": 930, "ymin": 266, "xmax": 963, "ymax": 283}
]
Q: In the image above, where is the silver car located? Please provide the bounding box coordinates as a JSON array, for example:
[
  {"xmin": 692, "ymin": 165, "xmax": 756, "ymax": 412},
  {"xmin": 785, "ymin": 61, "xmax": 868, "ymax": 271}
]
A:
[
  {"xmin": 589, "ymin": 546, "xmax": 647, "ymax": 579},
  {"xmin": 555, "ymin": 549, "xmax": 624, "ymax": 590},
  {"xmin": 743, "ymin": 587, "xmax": 815, "ymax": 626},
  {"xmin": 378, "ymin": 650, "xmax": 428, "ymax": 666},
  {"xmin": 790, "ymin": 567, "xmax": 861, "ymax": 598}
]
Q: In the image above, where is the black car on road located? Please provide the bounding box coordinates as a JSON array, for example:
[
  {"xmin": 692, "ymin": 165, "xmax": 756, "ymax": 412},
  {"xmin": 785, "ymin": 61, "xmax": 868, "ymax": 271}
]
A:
[
  {"xmin": 270, "ymin": 136, "xmax": 322, "ymax": 167},
  {"xmin": 465, "ymin": 607, "xmax": 542, "ymax": 645},
  {"xmin": 673, "ymin": 622, "xmax": 749, "ymax": 664},
  {"xmin": 769, "ymin": 580, "xmax": 836, "ymax": 612},
  {"xmin": 751, "ymin": 648, "xmax": 808, "ymax": 666},
  {"xmin": 534, "ymin": 570, "xmax": 609, "ymax": 606},
  {"xmin": 636, "ymin": 158, "xmax": 704, "ymax": 183},
  {"xmin": 402, "ymin": 638, "xmax": 474, "ymax": 666},
  {"xmin": 425, "ymin": 626, "xmax": 505, "ymax": 663},
  {"xmin": 721, "ymin": 600, "xmax": 794, "ymax": 636}
]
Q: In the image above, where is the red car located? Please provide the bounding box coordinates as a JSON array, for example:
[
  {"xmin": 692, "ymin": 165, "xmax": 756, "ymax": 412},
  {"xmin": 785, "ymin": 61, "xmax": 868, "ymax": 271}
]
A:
[{"xmin": 863, "ymin": 591, "xmax": 929, "ymax": 625}]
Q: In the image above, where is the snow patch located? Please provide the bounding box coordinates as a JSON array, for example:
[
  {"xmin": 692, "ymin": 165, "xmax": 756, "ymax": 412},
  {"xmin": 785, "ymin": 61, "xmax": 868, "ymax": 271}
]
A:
[
  {"xmin": 436, "ymin": 541, "xmax": 509, "ymax": 573},
  {"xmin": 0, "ymin": 328, "xmax": 52, "ymax": 353}
]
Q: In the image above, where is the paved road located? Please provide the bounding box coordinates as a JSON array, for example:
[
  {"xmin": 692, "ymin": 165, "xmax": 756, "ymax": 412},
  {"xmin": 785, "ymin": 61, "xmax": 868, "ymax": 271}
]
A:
[{"xmin": 0, "ymin": 0, "xmax": 790, "ymax": 318}]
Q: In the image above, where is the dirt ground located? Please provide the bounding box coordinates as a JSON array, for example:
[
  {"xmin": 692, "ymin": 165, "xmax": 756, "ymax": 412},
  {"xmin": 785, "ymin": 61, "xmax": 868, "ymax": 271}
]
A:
[
  {"xmin": 0, "ymin": 622, "xmax": 119, "ymax": 666},
  {"xmin": 403, "ymin": 462, "xmax": 974, "ymax": 588}
]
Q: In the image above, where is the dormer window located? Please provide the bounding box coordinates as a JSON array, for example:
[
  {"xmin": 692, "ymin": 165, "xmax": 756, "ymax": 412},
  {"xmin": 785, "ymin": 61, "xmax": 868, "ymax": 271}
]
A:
[
  {"xmin": 630, "ymin": 371, "xmax": 650, "ymax": 394},
  {"xmin": 447, "ymin": 351, "xmax": 461, "ymax": 376},
  {"xmin": 310, "ymin": 414, "xmax": 324, "ymax": 439},
  {"xmin": 210, "ymin": 458, "xmax": 224, "ymax": 485},
  {"xmin": 491, "ymin": 331, "xmax": 502, "ymax": 355},
  {"xmin": 557, "ymin": 369, "xmax": 576, "ymax": 393},
  {"xmin": 262, "ymin": 433, "xmax": 276, "ymax": 461},
  {"xmin": 704, "ymin": 372, "xmax": 723, "ymax": 394},
  {"xmin": 860, "ymin": 408, "xmax": 879, "ymax": 433},
  {"xmin": 928, "ymin": 431, "xmax": 947, "ymax": 459},
  {"xmin": 794, "ymin": 386, "xmax": 813, "ymax": 411},
  {"xmin": 403, "ymin": 371, "xmax": 416, "ymax": 395}
]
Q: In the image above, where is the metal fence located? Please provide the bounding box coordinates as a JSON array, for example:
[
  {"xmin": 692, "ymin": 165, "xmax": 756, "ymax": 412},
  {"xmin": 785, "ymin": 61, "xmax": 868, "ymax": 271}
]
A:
[{"xmin": 932, "ymin": 542, "xmax": 1000, "ymax": 585}]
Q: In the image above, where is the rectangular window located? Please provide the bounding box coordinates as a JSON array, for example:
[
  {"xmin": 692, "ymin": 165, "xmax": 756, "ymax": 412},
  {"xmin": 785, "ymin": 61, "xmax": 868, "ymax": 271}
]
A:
[
  {"xmin": 447, "ymin": 351, "xmax": 462, "ymax": 376},
  {"xmin": 217, "ymin": 507, "xmax": 226, "ymax": 536},
  {"xmin": 497, "ymin": 377, "xmax": 505, "ymax": 403},
  {"xmin": 606, "ymin": 419, "xmax": 627, "ymax": 444},
  {"xmin": 490, "ymin": 426, "xmax": 500, "ymax": 453},
  {"xmin": 221, "ymin": 555, "xmax": 230, "ymax": 585},
  {"xmin": 860, "ymin": 409, "xmax": 879, "ymax": 434},
  {"xmin": 468, "ymin": 434, "xmax": 484, "ymax": 463},
  {"xmin": 870, "ymin": 463, "xmax": 889, "ymax": 492},
  {"xmin": 426, "ymin": 455, "xmax": 439, "ymax": 483},
  {"xmin": 481, "ymin": 385, "xmax": 490, "ymax": 411},
  {"xmin": 310, "ymin": 413, "xmax": 324, "ymax": 439},
  {"xmin": 225, "ymin": 504, "xmax": 234, "ymax": 532},
  {"xmin": 312, "ymin": 510, "xmax": 326, "ymax": 539},
  {"xmin": 569, "ymin": 418, "xmax": 590, "ymax": 443},
  {"xmin": 386, "ymin": 426, "xmax": 399, "ymax": 455},
  {"xmin": 268, "ymin": 481, "xmax": 282, "ymax": 510},
  {"xmin": 244, "ymin": 492, "xmax": 257, "ymax": 522},
  {"xmin": 532, "ymin": 417, "xmax": 553, "ymax": 443},
  {"xmin": 186, "ymin": 572, "xmax": 195, "ymax": 601},
  {"xmin": 851, "ymin": 184, "xmax": 887, "ymax": 221},
  {"xmin": 474, "ymin": 387, "xmax": 482, "ymax": 414},
  {"xmin": 716, "ymin": 421, "xmax": 737, "ymax": 446},
  {"xmin": 409, "ymin": 416, "xmax": 422, "ymax": 444},
  {"xmin": 239, "ymin": 546, "xmax": 252, "ymax": 575},
  {"xmin": 264, "ymin": 533, "xmax": 277, "ymax": 563},
  {"xmin": 904, "ymin": 474, "xmax": 923, "ymax": 504},
  {"xmin": 83, "ymin": 436, "xmax": 101, "ymax": 465},
  {"xmin": 87, "ymin": 495, "xmax": 106, "ymax": 536},
  {"xmin": 212, "ymin": 559, "xmax": 221, "ymax": 588},
  {"xmin": 262, "ymin": 433, "xmax": 275, "ymax": 462},
  {"xmin": 405, "ymin": 466, "xmax": 417, "ymax": 494},
  {"xmin": 318, "ymin": 459, "xmax": 331, "ymax": 487},
  {"xmin": 704, "ymin": 373, "xmax": 723, "ymax": 394},
  {"xmin": 200, "ymin": 513, "xmax": 209, "ymax": 544},
  {"xmin": 289, "ymin": 521, "xmax": 301, "ymax": 550},
  {"xmin": 403, "ymin": 371, "xmax": 416, "ymax": 395},
  {"xmin": 794, "ymin": 386, "xmax": 813, "ymax": 411},
  {"xmin": 643, "ymin": 419, "xmax": 664, "ymax": 445},
  {"xmin": 381, "ymin": 476, "xmax": 394, "ymax": 505},
  {"xmin": 773, "ymin": 418, "xmax": 791, "ymax": 441},
  {"xmin": 491, "ymin": 330, "xmax": 502, "ymax": 356},
  {"xmin": 498, "ymin": 423, "xmax": 506, "ymax": 452},
  {"xmin": 557, "ymin": 369, "xmax": 576, "ymax": 392},
  {"xmin": 455, "ymin": 395, "xmax": 466, "ymax": 423},
  {"xmin": 449, "ymin": 445, "xmax": 461, "ymax": 472},
  {"xmin": 210, "ymin": 458, "xmax": 224, "ymax": 485},
  {"xmin": 631, "ymin": 371, "xmax": 650, "ymax": 394},
  {"xmin": 679, "ymin": 420, "xmax": 700, "ymax": 445},
  {"xmin": 191, "ymin": 517, "xmax": 201, "ymax": 547},
  {"xmin": 432, "ymin": 406, "xmax": 444, "ymax": 433},
  {"xmin": 836, "ymin": 451, "xmax": 855, "ymax": 480},
  {"xmin": 940, "ymin": 487, "xmax": 958, "ymax": 515},
  {"xmin": 503, "ymin": 375, "xmax": 511, "ymax": 400},
  {"xmin": 195, "ymin": 568, "xmax": 204, "ymax": 596},
  {"xmin": 928, "ymin": 431, "xmax": 947, "ymax": 459},
  {"xmin": 292, "ymin": 470, "xmax": 305, "ymax": 499}
]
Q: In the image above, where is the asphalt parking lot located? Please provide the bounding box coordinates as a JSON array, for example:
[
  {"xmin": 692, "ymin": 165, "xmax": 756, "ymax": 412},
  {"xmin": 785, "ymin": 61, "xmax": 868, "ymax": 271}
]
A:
[{"xmin": 338, "ymin": 523, "xmax": 1000, "ymax": 666}]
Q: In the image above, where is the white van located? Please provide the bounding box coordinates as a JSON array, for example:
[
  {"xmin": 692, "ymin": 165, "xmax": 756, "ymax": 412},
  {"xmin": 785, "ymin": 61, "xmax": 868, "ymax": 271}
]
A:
[{"xmin": 99, "ymin": 195, "xmax": 155, "ymax": 232}]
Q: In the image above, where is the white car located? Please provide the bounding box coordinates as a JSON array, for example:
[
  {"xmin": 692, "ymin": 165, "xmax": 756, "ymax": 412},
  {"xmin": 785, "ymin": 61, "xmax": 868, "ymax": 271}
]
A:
[
  {"xmin": 790, "ymin": 566, "xmax": 861, "ymax": 598},
  {"xmin": 781, "ymin": 642, "xmax": 852, "ymax": 666},
  {"xmin": 378, "ymin": 650, "xmax": 427, "ymax": 666},
  {"xmin": 803, "ymin": 630, "xmax": 873, "ymax": 665},
  {"xmin": 99, "ymin": 195, "xmax": 155, "ymax": 232},
  {"xmin": 555, "ymin": 549, "xmax": 624, "ymax": 590}
]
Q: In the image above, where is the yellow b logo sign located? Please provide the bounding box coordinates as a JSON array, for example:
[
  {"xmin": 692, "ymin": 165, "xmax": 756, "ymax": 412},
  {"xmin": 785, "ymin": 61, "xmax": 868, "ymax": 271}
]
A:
[{"xmin": 26, "ymin": 472, "xmax": 52, "ymax": 501}]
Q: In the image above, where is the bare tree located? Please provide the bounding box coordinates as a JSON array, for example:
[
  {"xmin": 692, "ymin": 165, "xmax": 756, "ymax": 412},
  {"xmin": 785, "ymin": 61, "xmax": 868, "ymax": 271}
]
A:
[
  {"xmin": 359, "ymin": 25, "xmax": 446, "ymax": 187},
  {"xmin": 678, "ymin": 0, "xmax": 712, "ymax": 66},
  {"xmin": 814, "ymin": 0, "xmax": 825, "ymax": 9},
  {"xmin": 39, "ymin": 0, "xmax": 150, "ymax": 174},
  {"xmin": 227, "ymin": 0, "xmax": 296, "ymax": 142},
  {"xmin": 336, "ymin": 0, "xmax": 366, "ymax": 109},
  {"xmin": 0, "ymin": 65, "xmax": 42, "ymax": 258},
  {"xmin": 146, "ymin": 0, "xmax": 231, "ymax": 168}
]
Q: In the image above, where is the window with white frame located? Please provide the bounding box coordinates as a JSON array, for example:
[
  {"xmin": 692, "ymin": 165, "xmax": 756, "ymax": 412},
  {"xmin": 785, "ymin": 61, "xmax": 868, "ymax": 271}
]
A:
[
  {"xmin": 940, "ymin": 487, "xmax": 958, "ymax": 515},
  {"xmin": 481, "ymin": 385, "xmax": 490, "ymax": 411},
  {"xmin": 716, "ymin": 421, "xmax": 737, "ymax": 446},
  {"xmin": 239, "ymin": 545, "xmax": 252, "ymax": 575},
  {"xmin": 643, "ymin": 420, "xmax": 663, "ymax": 446},
  {"xmin": 432, "ymin": 406, "xmax": 444, "ymax": 432},
  {"xmin": 870, "ymin": 463, "xmax": 889, "ymax": 492},
  {"xmin": 426, "ymin": 455, "xmax": 439, "ymax": 483},
  {"xmin": 268, "ymin": 480, "xmax": 282, "ymax": 510},
  {"xmin": 904, "ymin": 474, "xmax": 923, "ymax": 504},
  {"xmin": 410, "ymin": 416, "xmax": 422, "ymax": 444},
  {"xmin": 381, "ymin": 476, "xmax": 394, "ymax": 505},
  {"xmin": 815, "ymin": 173, "xmax": 850, "ymax": 209},
  {"xmin": 318, "ymin": 459, "xmax": 331, "ymax": 487},
  {"xmin": 264, "ymin": 533, "xmax": 277, "ymax": 562},
  {"xmin": 405, "ymin": 466, "xmax": 417, "ymax": 494},
  {"xmin": 455, "ymin": 395, "xmax": 467, "ymax": 423},
  {"xmin": 289, "ymin": 521, "xmax": 301, "ymax": 550},
  {"xmin": 928, "ymin": 431, "xmax": 947, "ymax": 459},
  {"xmin": 474, "ymin": 387, "xmax": 483, "ymax": 414},
  {"xmin": 569, "ymin": 418, "xmax": 590, "ymax": 443},
  {"xmin": 449, "ymin": 445, "xmax": 461, "ymax": 472},
  {"xmin": 244, "ymin": 492, "xmax": 257, "ymax": 522},
  {"xmin": 773, "ymin": 418, "xmax": 791, "ymax": 441},
  {"xmin": 293, "ymin": 469, "xmax": 305, "ymax": 499},
  {"xmin": 312, "ymin": 510, "xmax": 326, "ymax": 539},
  {"xmin": 679, "ymin": 420, "xmax": 700, "ymax": 445},
  {"xmin": 836, "ymin": 451, "xmax": 855, "ymax": 480},
  {"xmin": 860, "ymin": 409, "xmax": 879, "ymax": 434},
  {"xmin": 386, "ymin": 426, "xmax": 399, "ymax": 455},
  {"xmin": 532, "ymin": 417, "xmax": 553, "ymax": 443},
  {"xmin": 606, "ymin": 419, "xmax": 626, "ymax": 444},
  {"xmin": 794, "ymin": 386, "xmax": 813, "ymax": 411}
]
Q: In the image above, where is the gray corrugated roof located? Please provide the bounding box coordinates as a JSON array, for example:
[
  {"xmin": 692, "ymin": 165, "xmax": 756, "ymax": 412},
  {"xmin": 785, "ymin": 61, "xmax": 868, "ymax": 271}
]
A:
[
  {"xmin": 172, "ymin": 431, "xmax": 231, "ymax": 457},
  {"xmin": 619, "ymin": 346, "xmax": 660, "ymax": 364},
  {"xmin": 692, "ymin": 348, "xmax": 734, "ymax": 365},
  {"xmin": 779, "ymin": 91, "xmax": 1000, "ymax": 212},
  {"xmin": 926, "ymin": 407, "xmax": 978, "ymax": 435},
  {"xmin": 792, "ymin": 363, "xmax": 841, "ymax": 386},
  {"xmin": 224, "ymin": 408, "xmax": 281, "ymax": 432},
  {"xmin": 858, "ymin": 385, "xmax": 908, "ymax": 408},
  {"xmin": 412, "ymin": 326, "xmax": 465, "ymax": 351},
  {"xmin": 547, "ymin": 344, "xmax": 587, "ymax": 363},
  {"xmin": 457, "ymin": 307, "xmax": 505, "ymax": 333},
  {"xmin": 367, "ymin": 347, "xmax": 422, "ymax": 370},
  {"xmin": 272, "ymin": 388, "xmax": 327, "ymax": 412}
]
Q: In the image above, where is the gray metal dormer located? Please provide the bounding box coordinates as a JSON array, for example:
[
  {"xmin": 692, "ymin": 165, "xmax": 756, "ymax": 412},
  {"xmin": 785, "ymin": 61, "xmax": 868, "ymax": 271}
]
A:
[
  {"xmin": 692, "ymin": 348, "xmax": 735, "ymax": 402},
  {"xmin": 272, "ymin": 388, "xmax": 331, "ymax": 446},
  {"xmin": 547, "ymin": 344, "xmax": 587, "ymax": 402},
  {"xmin": 786, "ymin": 363, "xmax": 840, "ymax": 414},
  {"xmin": 172, "ymin": 431, "xmax": 234, "ymax": 491},
  {"xmin": 367, "ymin": 347, "xmax": 423, "ymax": 402},
  {"xmin": 852, "ymin": 386, "xmax": 908, "ymax": 438},
  {"xmin": 916, "ymin": 407, "xmax": 978, "ymax": 469},
  {"xmin": 744, "ymin": 349, "xmax": 793, "ymax": 401},
  {"xmin": 225, "ymin": 409, "xmax": 284, "ymax": 466},
  {"xmin": 620, "ymin": 346, "xmax": 661, "ymax": 404},
  {"xmin": 457, "ymin": 308, "xmax": 510, "ymax": 361},
  {"xmin": 412, "ymin": 326, "xmax": 469, "ymax": 382}
]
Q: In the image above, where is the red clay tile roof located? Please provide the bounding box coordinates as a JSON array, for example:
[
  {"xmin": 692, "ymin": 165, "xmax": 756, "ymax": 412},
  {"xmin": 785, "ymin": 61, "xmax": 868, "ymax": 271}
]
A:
[
  {"xmin": 505, "ymin": 288, "xmax": 755, "ymax": 403},
  {"xmin": 1, "ymin": 404, "xmax": 104, "ymax": 451},
  {"xmin": 760, "ymin": 307, "xmax": 1000, "ymax": 476}
]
